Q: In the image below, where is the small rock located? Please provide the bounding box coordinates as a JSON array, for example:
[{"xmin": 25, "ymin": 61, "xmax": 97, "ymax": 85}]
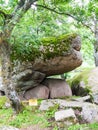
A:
[
  {"xmin": 72, "ymin": 95, "xmax": 91, "ymax": 102},
  {"xmin": 55, "ymin": 108, "xmax": 76, "ymax": 122},
  {"xmin": 39, "ymin": 100, "xmax": 54, "ymax": 110},
  {"xmin": 81, "ymin": 105, "xmax": 98, "ymax": 123},
  {"xmin": 5, "ymin": 102, "xmax": 11, "ymax": 108},
  {"xmin": 93, "ymin": 94, "xmax": 98, "ymax": 104},
  {"xmin": 0, "ymin": 126, "xmax": 19, "ymax": 130}
]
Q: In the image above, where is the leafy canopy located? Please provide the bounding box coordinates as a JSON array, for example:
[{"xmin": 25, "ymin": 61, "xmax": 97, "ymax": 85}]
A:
[{"xmin": 0, "ymin": 0, "xmax": 95, "ymax": 65}]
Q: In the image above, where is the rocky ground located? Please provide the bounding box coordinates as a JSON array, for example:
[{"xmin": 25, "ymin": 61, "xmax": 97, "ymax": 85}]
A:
[
  {"xmin": 0, "ymin": 67, "xmax": 98, "ymax": 130},
  {"xmin": 0, "ymin": 94, "xmax": 98, "ymax": 130}
]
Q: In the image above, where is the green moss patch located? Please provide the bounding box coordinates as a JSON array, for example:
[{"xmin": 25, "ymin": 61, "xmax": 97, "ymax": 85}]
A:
[
  {"xmin": 0, "ymin": 96, "xmax": 10, "ymax": 109},
  {"xmin": 0, "ymin": 106, "xmax": 50, "ymax": 128},
  {"xmin": 41, "ymin": 33, "xmax": 78, "ymax": 59},
  {"xmin": 11, "ymin": 33, "xmax": 78, "ymax": 61},
  {"xmin": 68, "ymin": 122, "xmax": 98, "ymax": 130},
  {"xmin": 71, "ymin": 68, "xmax": 92, "ymax": 85},
  {"xmin": 67, "ymin": 68, "xmax": 94, "ymax": 96}
]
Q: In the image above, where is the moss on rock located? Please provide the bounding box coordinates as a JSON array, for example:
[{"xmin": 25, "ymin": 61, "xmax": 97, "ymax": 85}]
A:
[
  {"xmin": 12, "ymin": 33, "xmax": 78, "ymax": 61},
  {"xmin": 41, "ymin": 33, "xmax": 78, "ymax": 59},
  {"xmin": 68, "ymin": 68, "xmax": 93, "ymax": 96},
  {"xmin": 0, "ymin": 96, "xmax": 10, "ymax": 109},
  {"xmin": 71, "ymin": 68, "xmax": 92, "ymax": 85}
]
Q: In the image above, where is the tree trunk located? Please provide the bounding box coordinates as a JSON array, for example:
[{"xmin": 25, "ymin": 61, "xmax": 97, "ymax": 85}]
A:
[
  {"xmin": 0, "ymin": 0, "xmax": 39, "ymax": 113},
  {"xmin": 93, "ymin": 20, "xmax": 98, "ymax": 66},
  {"xmin": 94, "ymin": 43, "xmax": 98, "ymax": 66},
  {"xmin": 0, "ymin": 41, "xmax": 22, "ymax": 113}
]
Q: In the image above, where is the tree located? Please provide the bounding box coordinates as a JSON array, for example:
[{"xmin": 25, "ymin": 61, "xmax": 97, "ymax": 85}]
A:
[
  {"xmin": 0, "ymin": 0, "xmax": 82, "ymax": 113},
  {"xmin": 68, "ymin": 0, "xmax": 98, "ymax": 66},
  {"xmin": 0, "ymin": 0, "xmax": 39, "ymax": 113}
]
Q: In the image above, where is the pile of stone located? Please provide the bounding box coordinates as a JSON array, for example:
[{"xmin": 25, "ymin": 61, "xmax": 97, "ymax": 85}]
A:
[
  {"xmin": 39, "ymin": 96, "xmax": 98, "ymax": 129},
  {"xmin": 19, "ymin": 78, "xmax": 72, "ymax": 100}
]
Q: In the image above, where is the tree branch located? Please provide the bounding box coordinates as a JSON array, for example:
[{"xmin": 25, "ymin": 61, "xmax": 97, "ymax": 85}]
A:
[
  {"xmin": 0, "ymin": 10, "xmax": 8, "ymax": 18},
  {"xmin": 34, "ymin": 4, "xmax": 94, "ymax": 33},
  {"xmin": 13, "ymin": 0, "xmax": 38, "ymax": 15},
  {"xmin": 4, "ymin": 0, "xmax": 38, "ymax": 37},
  {"xmin": 13, "ymin": 0, "xmax": 25, "ymax": 13}
]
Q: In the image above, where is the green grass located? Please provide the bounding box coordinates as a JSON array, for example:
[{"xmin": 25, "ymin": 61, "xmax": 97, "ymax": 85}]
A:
[
  {"xmin": 68, "ymin": 123, "xmax": 98, "ymax": 130},
  {"xmin": 0, "ymin": 107, "xmax": 50, "ymax": 128},
  {"xmin": 0, "ymin": 101, "xmax": 98, "ymax": 130},
  {"xmin": 0, "ymin": 96, "xmax": 10, "ymax": 109}
]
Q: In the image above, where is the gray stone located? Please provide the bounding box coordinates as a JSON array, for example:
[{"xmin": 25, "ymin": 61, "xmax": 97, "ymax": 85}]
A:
[
  {"xmin": 72, "ymin": 95, "xmax": 91, "ymax": 102},
  {"xmin": 39, "ymin": 100, "xmax": 54, "ymax": 110},
  {"xmin": 71, "ymin": 67, "xmax": 98, "ymax": 96},
  {"xmin": 0, "ymin": 126, "xmax": 19, "ymax": 130},
  {"xmin": 55, "ymin": 108, "xmax": 76, "ymax": 121},
  {"xmin": 24, "ymin": 84, "xmax": 49, "ymax": 99},
  {"xmin": 16, "ymin": 71, "xmax": 46, "ymax": 91},
  {"xmin": 54, "ymin": 99, "xmax": 95, "ymax": 108},
  {"xmin": 0, "ymin": 66, "xmax": 4, "ymax": 91},
  {"xmin": 39, "ymin": 99, "xmax": 96, "ymax": 111},
  {"xmin": 42, "ymin": 78, "xmax": 72, "ymax": 98},
  {"xmin": 93, "ymin": 94, "xmax": 98, "ymax": 104},
  {"xmin": 81, "ymin": 105, "xmax": 98, "ymax": 123}
]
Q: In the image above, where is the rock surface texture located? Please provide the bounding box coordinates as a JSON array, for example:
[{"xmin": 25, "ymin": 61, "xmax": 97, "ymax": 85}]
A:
[
  {"xmin": 42, "ymin": 78, "xmax": 72, "ymax": 98},
  {"xmin": 55, "ymin": 108, "xmax": 76, "ymax": 121},
  {"xmin": 19, "ymin": 78, "xmax": 72, "ymax": 100},
  {"xmin": 24, "ymin": 85, "xmax": 49, "ymax": 99},
  {"xmin": 70, "ymin": 67, "xmax": 98, "ymax": 96},
  {"xmin": 39, "ymin": 99, "xmax": 95, "ymax": 111},
  {"xmin": 39, "ymin": 98, "xmax": 98, "ymax": 128},
  {"xmin": 81, "ymin": 105, "xmax": 98, "ymax": 123}
]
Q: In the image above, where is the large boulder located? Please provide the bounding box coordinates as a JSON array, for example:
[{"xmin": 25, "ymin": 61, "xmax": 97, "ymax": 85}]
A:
[
  {"xmin": 19, "ymin": 78, "xmax": 72, "ymax": 100},
  {"xmin": 13, "ymin": 33, "xmax": 82, "ymax": 77},
  {"xmin": 0, "ymin": 33, "xmax": 82, "ymax": 97},
  {"xmin": 81, "ymin": 105, "xmax": 98, "ymax": 123},
  {"xmin": 69, "ymin": 67, "xmax": 98, "ymax": 96},
  {"xmin": 42, "ymin": 78, "xmax": 72, "ymax": 98},
  {"xmin": 23, "ymin": 84, "xmax": 49, "ymax": 99}
]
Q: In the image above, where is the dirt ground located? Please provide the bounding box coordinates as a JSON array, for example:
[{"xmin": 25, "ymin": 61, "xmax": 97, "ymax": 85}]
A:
[{"xmin": 20, "ymin": 125, "xmax": 52, "ymax": 130}]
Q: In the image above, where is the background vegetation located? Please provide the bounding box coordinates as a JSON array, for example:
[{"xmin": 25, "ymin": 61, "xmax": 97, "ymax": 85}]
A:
[{"xmin": 0, "ymin": 0, "xmax": 96, "ymax": 65}]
